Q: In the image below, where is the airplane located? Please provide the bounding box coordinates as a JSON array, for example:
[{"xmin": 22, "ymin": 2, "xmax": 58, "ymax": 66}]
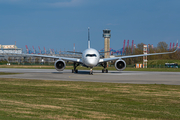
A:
[{"xmin": 0, "ymin": 28, "xmax": 178, "ymax": 75}]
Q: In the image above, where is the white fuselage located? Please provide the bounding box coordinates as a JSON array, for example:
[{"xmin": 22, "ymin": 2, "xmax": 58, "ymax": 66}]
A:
[{"xmin": 81, "ymin": 48, "xmax": 100, "ymax": 68}]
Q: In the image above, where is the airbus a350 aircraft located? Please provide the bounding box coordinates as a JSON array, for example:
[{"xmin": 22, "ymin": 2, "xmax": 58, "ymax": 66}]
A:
[{"xmin": 1, "ymin": 28, "xmax": 178, "ymax": 75}]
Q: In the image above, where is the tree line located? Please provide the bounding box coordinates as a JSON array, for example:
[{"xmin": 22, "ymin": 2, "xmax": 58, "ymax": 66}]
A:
[{"xmin": 124, "ymin": 41, "xmax": 180, "ymax": 65}]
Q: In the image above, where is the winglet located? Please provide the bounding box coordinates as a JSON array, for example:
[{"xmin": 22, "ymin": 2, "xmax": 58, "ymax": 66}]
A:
[{"xmin": 173, "ymin": 40, "xmax": 179, "ymax": 52}]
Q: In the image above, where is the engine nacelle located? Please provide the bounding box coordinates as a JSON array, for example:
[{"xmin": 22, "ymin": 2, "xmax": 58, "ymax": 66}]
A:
[
  {"xmin": 54, "ymin": 60, "xmax": 66, "ymax": 71},
  {"xmin": 115, "ymin": 59, "xmax": 126, "ymax": 71}
]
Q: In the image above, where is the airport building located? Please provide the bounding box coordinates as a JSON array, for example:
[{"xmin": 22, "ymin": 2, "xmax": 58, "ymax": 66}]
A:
[
  {"xmin": 0, "ymin": 44, "xmax": 82, "ymax": 63},
  {"xmin": 103, "ymin": 29, "xmax": 111, "ymax": 58},
  {"xmin": 0, "ymin": 44, "xmax": 22, "ymax": 54}
]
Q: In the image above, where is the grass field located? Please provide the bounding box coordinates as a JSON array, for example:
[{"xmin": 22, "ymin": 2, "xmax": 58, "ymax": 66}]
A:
[
  {"xmin": 148, "ymin": 59, "xmax": 180, "ymax": 66},
  {"xmin": 0, "ymin": 78, "xmax": 180, "ymax": 120},
  {"xmin": 0, "ymin": 72, "xmax": 20, "ymax": 75}
]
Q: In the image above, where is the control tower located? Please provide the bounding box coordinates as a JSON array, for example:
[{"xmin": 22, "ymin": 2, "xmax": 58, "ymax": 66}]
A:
[{"xmin": 103, "ymin": 29, "xmax": 111, "ymax": 58}]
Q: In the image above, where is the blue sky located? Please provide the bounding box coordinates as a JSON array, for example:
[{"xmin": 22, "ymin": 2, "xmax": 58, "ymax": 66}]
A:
[{"xmin": 0, "ymin": 0, "xmax": 180, "ymax": 52}]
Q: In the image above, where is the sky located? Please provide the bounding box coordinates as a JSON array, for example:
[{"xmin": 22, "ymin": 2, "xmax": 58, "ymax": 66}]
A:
[{"xmin": 0, "ymin": 0, "xmax": 180, "ymax": 52}]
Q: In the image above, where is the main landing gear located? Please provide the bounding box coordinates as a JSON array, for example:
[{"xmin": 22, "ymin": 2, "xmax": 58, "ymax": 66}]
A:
[
  {"xmin": 100, "ymin": 62, "xmax": 108, "ymax": 73},
  {"xmin": 72, "ymin": 62, "xmax": 79, "ymax": 73},
  {"xmin": 102, "ymin": 69, "xmax": 108, "ymax": 73}
]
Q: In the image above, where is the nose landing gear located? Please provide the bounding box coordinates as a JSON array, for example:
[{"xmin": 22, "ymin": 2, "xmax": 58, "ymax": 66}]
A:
[{"xmin": 89, "ymin": 68, "xmax": 93, "ymax": 75}]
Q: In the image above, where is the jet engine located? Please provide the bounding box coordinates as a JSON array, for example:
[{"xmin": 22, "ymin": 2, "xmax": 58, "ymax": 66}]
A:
[
  {"xmin": 54, "ymin": 60, "xmax": 66, "ymax": 71},
  {"xmin": 115, "ymin": 59, "xmax": 126, "ymax": 71}
]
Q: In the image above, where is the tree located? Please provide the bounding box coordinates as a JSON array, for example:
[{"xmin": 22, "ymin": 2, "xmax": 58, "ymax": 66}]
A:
[
  {"xmin": 135, "ymin": 43, "xmax": 144, "ymax": 63},
  {"xmin": 157, "ymin": 41, "xmax": 169, "ymax": 59},
  {"xmin": 137, "ymin": 43, "xmax": 144, "ymax": 52},
  {"xmin": 157, "ymin": 41, "xmax": 168, "ymax": 52}
]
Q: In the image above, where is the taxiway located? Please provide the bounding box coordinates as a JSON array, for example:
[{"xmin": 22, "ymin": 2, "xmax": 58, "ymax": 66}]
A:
[{"xmin": 0, "ymin": 68, "xmax": 180, "ymax": 85}]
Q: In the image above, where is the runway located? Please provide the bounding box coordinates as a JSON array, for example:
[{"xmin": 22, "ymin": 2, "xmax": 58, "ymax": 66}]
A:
[{"xmin": 0, "ymin": 68, "xmax": 180, "ymax": 85}]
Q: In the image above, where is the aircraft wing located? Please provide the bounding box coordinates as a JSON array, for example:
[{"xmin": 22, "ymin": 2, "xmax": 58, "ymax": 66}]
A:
[
  {"xmin": 61, "ymin": 57, "xmax": 81, "ymax": 63},
  {"xmin": 99, "ymin": 48, "xmax": 178, "ymax": 63},
  {"xmin": 0, "ymin": 53, "xmax": 82, "ymax": 63}
]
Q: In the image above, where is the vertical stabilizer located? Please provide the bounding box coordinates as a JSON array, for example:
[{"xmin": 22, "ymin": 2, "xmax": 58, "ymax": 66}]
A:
[{"xmin": 88, "ymin": 27, "xmax": 90, "ymax": 49}]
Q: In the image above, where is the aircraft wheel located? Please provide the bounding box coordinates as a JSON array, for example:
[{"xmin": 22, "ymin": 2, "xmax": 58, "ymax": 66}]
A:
[
  {"xmin": 75, "ymin": 69, "xmax": 78, "ymax": 73},
  {"xmin": 89, "ymin": 70, "xmax": 93, "ymax": 75},
  {"xmin": 102, "ymin": 69, "xmax": 104, "ymax": 73},
  {"xmin": 72, "ymin": 69, "xmax": 74, "ymax": 73},
  {"xmin": 106, "ymin": 69, "xmax": 108, "ymax": 73}
]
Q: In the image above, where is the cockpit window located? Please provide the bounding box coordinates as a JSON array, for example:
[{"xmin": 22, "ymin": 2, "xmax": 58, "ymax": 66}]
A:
[{"xmin": 86, "ymin": 54, "xmax": 97, "ymax": 57}]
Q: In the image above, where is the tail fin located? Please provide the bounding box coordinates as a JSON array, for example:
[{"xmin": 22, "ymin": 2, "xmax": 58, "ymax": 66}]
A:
[{"xmin": 88, "ymin": 27, "xmax": 90, "ymax": 49}]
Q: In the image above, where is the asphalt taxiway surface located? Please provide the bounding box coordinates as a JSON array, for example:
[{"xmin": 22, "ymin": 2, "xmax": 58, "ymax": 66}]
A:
[{"xmin": 0, "ymin": 68, "xmax": 180, "ymax": 85}]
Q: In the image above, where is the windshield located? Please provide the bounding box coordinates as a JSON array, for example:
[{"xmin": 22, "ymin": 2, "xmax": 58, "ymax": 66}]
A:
[{"xmin": 86, "ymin": 54, "xmax": 97, "ymax": 57}]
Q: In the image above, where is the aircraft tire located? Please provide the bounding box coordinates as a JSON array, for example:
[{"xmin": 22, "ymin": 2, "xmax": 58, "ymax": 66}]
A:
[
  {"xmin": 75, "ymin": 69, "xmax": 78, "ymax": 73},
  {"xmin": 72, "ymin": 69, "xmax": 74, "ymax": 73},
  {"xmin": 102, "ymin": 69, "xmax": 104, "ymax": 73},
  {"xmin": 106, "ymin": 69, "xmax": 108, "ymax": 73},
  {"xmin": 89, "ymin": 71, "xmax": 93, "ymax": 75}
]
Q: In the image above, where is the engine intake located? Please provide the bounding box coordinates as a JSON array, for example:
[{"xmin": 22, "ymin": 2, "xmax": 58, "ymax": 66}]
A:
[
  {"xmin": 115, "ymin": 59, "xmax": 126, "ymax": 71},
  {"xmin": 54, "ymin": 60, "xmax": 66, "ymax": 71}
]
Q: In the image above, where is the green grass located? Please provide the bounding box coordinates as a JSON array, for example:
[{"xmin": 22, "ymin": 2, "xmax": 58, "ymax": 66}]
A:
[
  {"xmin": 0, "ymin": 72, "xmax": 20, "ymax": 75},
  {"xmin": 124, "ymin": 67, "xmax": 180, "ymax": 72},
  {"xmin": 0, "ymin": 78, "xmax": 180, "ymax": 119},
  {"xmin": 0, "ymin": 65, "xmax": 55, "ymax": 69},
  {"xmin": 148, "ymin": 59, "xmax": 180, "ymax": 66}
]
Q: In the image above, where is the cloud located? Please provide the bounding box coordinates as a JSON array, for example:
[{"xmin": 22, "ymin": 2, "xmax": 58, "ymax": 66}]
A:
[{"xmin": 47, "ymin": 0, "xmax": 85, "ymax": 8}]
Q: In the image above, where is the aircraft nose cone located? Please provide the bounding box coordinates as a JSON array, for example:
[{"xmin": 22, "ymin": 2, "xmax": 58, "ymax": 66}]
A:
[{"xmin": 86, "ymin": 59, "xmax": 96, "ymax": 67}]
